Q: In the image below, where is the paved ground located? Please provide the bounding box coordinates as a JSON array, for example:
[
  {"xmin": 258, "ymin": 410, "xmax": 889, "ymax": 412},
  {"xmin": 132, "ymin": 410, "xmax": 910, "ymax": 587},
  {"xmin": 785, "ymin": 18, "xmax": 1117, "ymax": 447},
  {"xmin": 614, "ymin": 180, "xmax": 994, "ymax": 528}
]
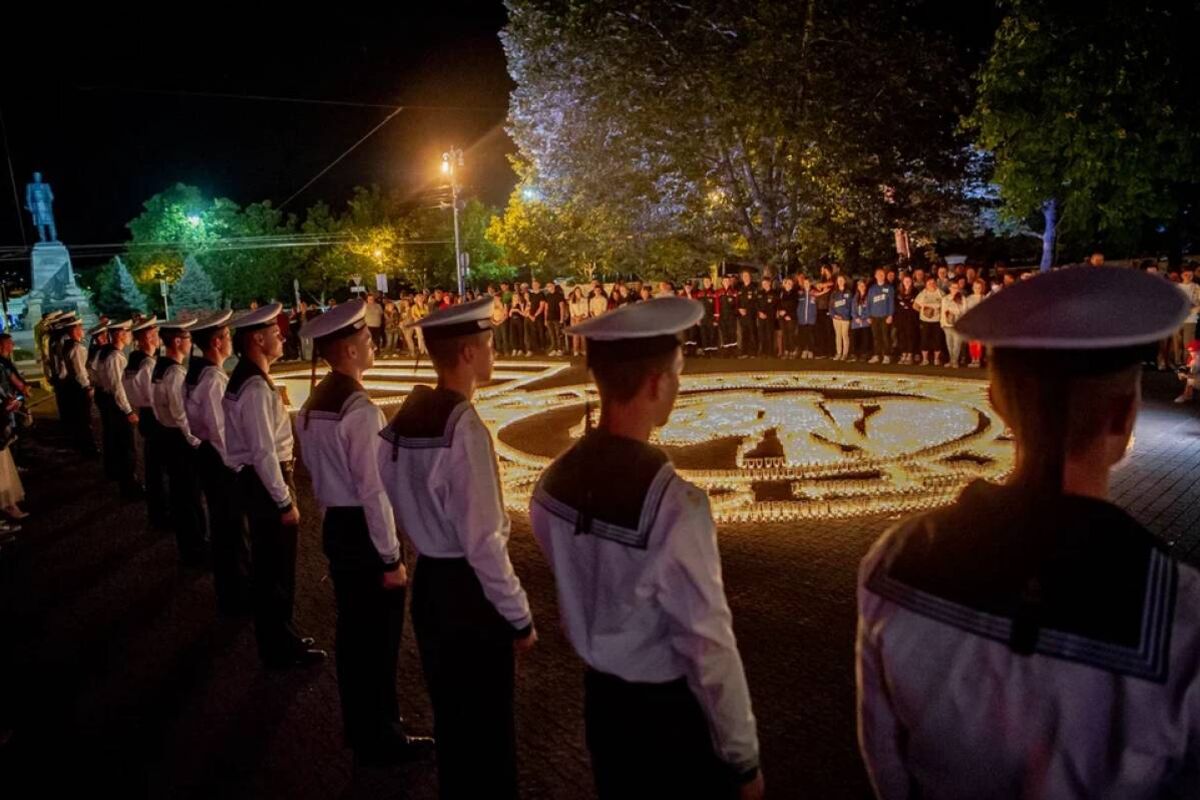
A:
[{"xmin": 0, "ymin": 359, "xmax": 1196, "ymax": 799}]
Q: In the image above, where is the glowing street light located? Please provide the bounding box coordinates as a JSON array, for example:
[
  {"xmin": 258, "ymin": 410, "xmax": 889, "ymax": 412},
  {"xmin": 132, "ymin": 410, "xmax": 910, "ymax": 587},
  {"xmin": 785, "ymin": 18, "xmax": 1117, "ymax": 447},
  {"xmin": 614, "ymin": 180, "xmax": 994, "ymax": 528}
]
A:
[
  {"xmin": 186, "ymin": 214, "xmax": 202, "ymax": 227},
  {"xmin": 442, "ymin": 147, "xmax": 466, "ymax": 295}
]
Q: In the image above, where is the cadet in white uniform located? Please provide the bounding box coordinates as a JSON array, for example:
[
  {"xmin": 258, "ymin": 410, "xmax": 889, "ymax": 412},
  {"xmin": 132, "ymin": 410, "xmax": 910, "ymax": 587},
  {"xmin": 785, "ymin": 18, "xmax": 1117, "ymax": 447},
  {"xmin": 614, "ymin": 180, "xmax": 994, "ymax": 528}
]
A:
[
  {"xmin": 298, "ymin": 300, "xmax": 434, "ymax": 766},
  {"xmin": 94, "ymin": 320, "xmax": 142, "ymax": 498},
  {"xmin": 125, "ymin": 317, "xmax": 169, "ymax": 529},
  {"xmin": 378, "ymin": 296, "xmax": 535, "ymax": 800},
  {"xmin": 531, "ymin": 297, "xmax": 762, "ymax": 800},
  {"xmin": 152, "ymin": 317, "xmax": 206, "ymax": 566},
  {"xmin": 224, "ymin": 303, "xmax": 325, "ymax": 669},
  {"xmin": 184, "ymin": 310, "xmax": 250, "ymax": 615},
  {"xmin": 857, "ymin": 266, "xmax": 1200, "ymax": 800},
  {"xmin": 56, "ymin": 315, "xmax": 98, "ymax": 456}
]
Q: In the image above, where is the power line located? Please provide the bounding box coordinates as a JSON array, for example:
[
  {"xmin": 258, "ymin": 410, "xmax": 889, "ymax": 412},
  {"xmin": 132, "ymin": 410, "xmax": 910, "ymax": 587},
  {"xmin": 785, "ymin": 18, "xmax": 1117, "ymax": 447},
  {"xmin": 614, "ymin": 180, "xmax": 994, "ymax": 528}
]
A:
[
  {"xmin": 0, "ymin": 106, "xmax": 26, "ymax": 248},
  {"xmin": 79, "ymin": 86, "xmax": 506, "ymax": 113},
  {"xmin": 278, "ymin": 106, "xmax": 406, "ymax": 211}
]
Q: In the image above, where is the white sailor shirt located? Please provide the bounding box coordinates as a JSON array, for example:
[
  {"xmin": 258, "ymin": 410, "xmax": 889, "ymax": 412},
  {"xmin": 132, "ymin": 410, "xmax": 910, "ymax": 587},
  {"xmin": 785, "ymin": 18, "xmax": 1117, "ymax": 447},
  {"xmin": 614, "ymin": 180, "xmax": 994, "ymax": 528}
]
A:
[
  {"xmin": 123, "ymin": 351, "xmax": 156, "ymax": 411},
  {"xmin": 298, "ymin": 372, "xmax": 401, "ymax": 567},
  {"xmin": 184, "ymin": 358, "xmax": 229, "ymax": 462},
  {"xmin": 530, "ymin": 429, "xmax": 759, "ymax": 778},
  {"xmin": 223, "ymin": 359, "xmax": 294, "ymax": 510},
  {"xmin": 857, "ymin": 480, "xmax": 1200, "ymax": 800},
  {"xmin": 152, "ymin": 357, "xmax": 199, "ymax": 446},
  {"xmin": 377, "ymin": 385, "xmax": 531, "ymax": 631},
  {"xmin": 86, "ymin": 345, "xmax": 103, "ymax": 387},
  {"xmin": 60, "ymin": 339, "xmax": 90, "ymax": 388},
  {"xmin": 98, "ymin": 348, "xmax": 133, "ymax": 415}
]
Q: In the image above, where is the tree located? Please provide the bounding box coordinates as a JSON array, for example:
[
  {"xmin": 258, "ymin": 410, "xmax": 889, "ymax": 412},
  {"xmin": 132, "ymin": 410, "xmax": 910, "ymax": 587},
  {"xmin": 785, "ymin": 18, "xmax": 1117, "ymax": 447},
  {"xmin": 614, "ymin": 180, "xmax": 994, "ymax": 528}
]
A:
[
  {"xmin": 502, "ymin": 0, "xmax": 977, "ymax": 271},
  {"xmin": 171, "ymin": 255, "xmax": 222, "ymax": 313},
  {"xmin": 967, "ymin": 0, "xmax": 1200, "ymax": 268},
  {"xmin": 89, "ymin": 255, "xmax": 151, "ymax": 319}
]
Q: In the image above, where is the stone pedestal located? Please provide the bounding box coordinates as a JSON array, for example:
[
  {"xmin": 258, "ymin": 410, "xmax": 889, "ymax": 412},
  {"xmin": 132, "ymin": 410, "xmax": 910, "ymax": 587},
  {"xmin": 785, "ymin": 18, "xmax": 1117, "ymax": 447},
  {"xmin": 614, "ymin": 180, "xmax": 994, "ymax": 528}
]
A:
[
  {"xmin": 31, "ymin": 242, "xmax": 71, "ymax": 294},
  {"xmin": 24, "ymin": 242, "xmax": 96, "ymax": 330}
]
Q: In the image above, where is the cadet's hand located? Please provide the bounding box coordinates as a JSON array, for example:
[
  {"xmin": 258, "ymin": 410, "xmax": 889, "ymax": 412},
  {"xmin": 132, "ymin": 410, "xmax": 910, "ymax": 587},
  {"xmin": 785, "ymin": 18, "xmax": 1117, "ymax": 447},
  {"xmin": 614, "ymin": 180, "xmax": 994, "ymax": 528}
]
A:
[
  {"xmin": 280, "ymin": 506, "xmax": 300, "ymax": 526},
  {"xmin": 739, "ymin": 771, "xmax": 765, "ymax": 800},
  {"xmin": 514, "ymin": 625, "xmax": 537, "ymax": 655},
  {"xmin": 127, "ymin": 412, "xmax": 139, "ymax": 425},
  {"xmin": 886, "ymin": 315, "xmax": 893, "ymax": 325},
  {"xmin": 381, "ymin": 563, "xmax": 408, "ymax": 590}
]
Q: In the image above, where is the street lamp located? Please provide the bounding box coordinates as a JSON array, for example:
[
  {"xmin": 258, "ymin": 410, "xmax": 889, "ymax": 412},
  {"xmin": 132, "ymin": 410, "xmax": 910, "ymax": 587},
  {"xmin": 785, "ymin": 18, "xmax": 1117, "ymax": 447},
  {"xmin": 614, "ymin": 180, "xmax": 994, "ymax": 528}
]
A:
[{"xmin": 442, "ymin": 148, "xmax": 465, "ymax": 295}]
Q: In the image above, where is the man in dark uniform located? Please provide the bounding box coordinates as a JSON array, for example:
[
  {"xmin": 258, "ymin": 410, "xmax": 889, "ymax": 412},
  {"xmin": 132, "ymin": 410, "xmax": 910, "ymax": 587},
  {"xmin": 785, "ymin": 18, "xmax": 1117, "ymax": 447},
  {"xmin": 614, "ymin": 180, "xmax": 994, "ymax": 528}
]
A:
[
  {"xmin": 857, "ymin": 267, "xmax": 1200, "ymax": 798},
  {"xmin": 298, "ymin": 300, "xmax": 434, "ymax": 765},
  {"xmin": 735, "ymin": 270, "xmax": 758, "ymax": 358},
  {"xmin": 755, "ymin": 276, "xmax": 778, "ymax": 358},
  {"xmin": 716, "ymin": 275, "xmax": 738, "ymax": 355},
  {"xmin": 124, "ymin": 317, "xmax": 169, "ymax": 529}
]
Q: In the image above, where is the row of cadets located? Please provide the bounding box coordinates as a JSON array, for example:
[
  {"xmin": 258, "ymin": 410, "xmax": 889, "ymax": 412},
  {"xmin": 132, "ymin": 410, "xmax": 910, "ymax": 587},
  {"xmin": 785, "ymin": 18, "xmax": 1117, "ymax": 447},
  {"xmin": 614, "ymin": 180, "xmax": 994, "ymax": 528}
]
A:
[
  {"xmin": 297, "ymin": 300, "xmax": 434, "ymax": 766},
  {"xmin": 184, "ymin": 310, "xmax": 252, "ymax": 616},
  {"xmin": 223, "ymin": 303, "xmax": 326, "ymax": 669},
  {"xmin": 532, "ymin": 297, "xmax": 764, "ymax": 800}
]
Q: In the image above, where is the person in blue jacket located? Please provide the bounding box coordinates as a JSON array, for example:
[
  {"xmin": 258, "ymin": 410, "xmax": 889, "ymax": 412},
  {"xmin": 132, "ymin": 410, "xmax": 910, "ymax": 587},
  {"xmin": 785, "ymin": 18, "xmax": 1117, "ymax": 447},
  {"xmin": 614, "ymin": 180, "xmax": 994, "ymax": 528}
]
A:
[
  {"xmin": 865, "ymin": 268, "xmax": 895, "ymax": 364},
  {"xmin": 796, "ymin": 276, "xmax": 819, "ymax": 359},
  {"xmin": 829, "ymin": 275, "xmax": 853, "ymax": 360},
  {"xmin": 851, "ymin": 279, "xmax": 872, "ymax": 362}
]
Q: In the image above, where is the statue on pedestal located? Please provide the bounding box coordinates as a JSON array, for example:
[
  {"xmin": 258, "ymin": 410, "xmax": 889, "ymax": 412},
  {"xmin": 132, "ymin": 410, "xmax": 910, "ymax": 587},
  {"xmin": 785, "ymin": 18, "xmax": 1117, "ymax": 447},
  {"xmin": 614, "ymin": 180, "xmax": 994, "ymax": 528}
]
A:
[{"xmin": 24, "ymin": 172, "xmax": 57, "ymax": 243}]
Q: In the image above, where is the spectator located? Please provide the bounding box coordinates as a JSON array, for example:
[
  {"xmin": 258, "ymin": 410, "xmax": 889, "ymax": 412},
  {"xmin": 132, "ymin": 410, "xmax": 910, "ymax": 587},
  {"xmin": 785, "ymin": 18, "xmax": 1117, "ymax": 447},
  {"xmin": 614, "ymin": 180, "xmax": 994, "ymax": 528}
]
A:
[
  {"xmin": 588, "ymin": 285, "xmax": 609, "ymax": 320},
  {"xmin": 1181, "ymin": 265, "xmax": 1200, "ymax": 355},
  {"xmin": 510, "ymin": 288, "xmax": 532, "ymax": 357},
  {"xmin": 0, "ymin": 335, "xmax": 26, "ymax": 520},
  {"xmin": 384, "ymin": 300, "xmax": 403, "ymax": 355},
  {"xmin": 409, "ymin": 292, "xmax": 430, "ymax": 355},
  {"xmin": 941, "ymin": 281, "xmax": 968, "ymax": 368},
  {"xmin": 795, "ymin": 276, "xmax": 818, "ymax": 359},
  {"xmin": 850, "ymin": 279, "xmax": 872, "ymax": 362},
  {"xmin": 895, "ymin": 274, "xmax": 920, "ymax": 365},
  {"xmin": 756, "ymin": 276, "xmax": 778, "ymax": 358},
  {"xmin": 490, "ymin": 294, "xmax": 509, "ymax": 355},
  {"xmin": 529, "ymin": 281, "xmax": 548, "ymax": 354},
  {"xmin": 545, "ymin": 281, "xmax": 567, "ymax": 356},
  {"xmin": 866, "ymin": 268, "xmax": 895, "ymax": 364},
  {"xmin": 914, "ymin": 278, "xmax": 944, "ymax": 366},
  {"xmin": 778, "ymin": 276, "xmax": 799, "ymax": 358},
  {"xmin": 568, "ymin": 287, "xmax": 589, "ymax": 356},
  {"xmin": 830, "ymin": 275, "xmax": 853, "ymax": 361},
  {"xmin": 964, "ymin": 278, "xmax": 988, "ymax": 368}
]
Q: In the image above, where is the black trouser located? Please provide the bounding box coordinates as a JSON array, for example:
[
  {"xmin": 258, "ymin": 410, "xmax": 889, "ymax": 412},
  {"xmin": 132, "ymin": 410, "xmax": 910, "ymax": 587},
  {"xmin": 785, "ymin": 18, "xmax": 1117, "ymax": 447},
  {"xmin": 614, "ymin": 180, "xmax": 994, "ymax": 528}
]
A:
[
  {"xmin": 897, "ymin": 311, "xmax": 919, "ymax": 357},
  {"xmin": 546, "ymin": 319, "xmax": 563, "ymax": 353},
  {"xmin": 718, "ymin": 316, "xmax": 737, "ymax": 354},
  {"xmin": 138, "ymin": 411, "xmax": 170, "ymax": 528},
  {"xmin": 737, "ymin": 315, "xmax": 756, "ymax": 356},
  {"xmin": 508, "ymin": 318, "xmax": 524, "ymax": 354},
  {"xmin": 756, "ymin": 317, "xmax": 774, "ymax": 357},
  {"xmin": 523, "ymin": 317, "xmax": 541, "ymax": 353},
  {"xmin": 238, "ymin": 463, "xmax": 304, "ymax": 663},
  {"xmin": 60, "ymin": 382, "xmax": 96, "ymax": 455},
  {"xmin": 324, "ymin": 507, "xmax": 407, "ymax": 751},
  {"xmin": 98, "ymin": 394, "xmax": 139, "ymax": 493},
  {"xmin": 869, "ymin": 317, "xmax": 892, "ymax": 358},
  {"xmin": 494, "ymin": 319, "xmax": 510, "ymax": 355},
  {"xmin": 814, "ymin": 309, "xmax": 833, "ymax": 357},
  {"xmin": 198, "ymin": 442, "xmax": 250, "ymax": 613},
  {"xmin": 413, "ymin": 555, "xmax": 518, "ymax": 800},
  {"xmin": 95, "ymin": 390, "xmax": 118, "ymax": 480},
  {"xmin": 161, "ymin": 427, "xmax": 207, "ymax": 562},
  {"xmin": 797, "ymin": 324, "xmax": 815, "ymax": 354},
  {"xmin": 852, "ymin": 327, "xmax": 872, "ymax": 357},
  {"xmin": 919, "ymin": 321, "xmax": 942, "ymax": 355},
  {"xmin": 369, "ymin": 325, "xmax": 385, "ymax": 352},
  {"xmin": 779, "ymin": 320, "xmax": 796, "ymax": 354},
  {"xmin": 700, "ymin": 318, "xmax": 718, "ymax": 353},
  {"xmin": 585, "ymin": 669, "xmax": 736, "ymax": 800}
]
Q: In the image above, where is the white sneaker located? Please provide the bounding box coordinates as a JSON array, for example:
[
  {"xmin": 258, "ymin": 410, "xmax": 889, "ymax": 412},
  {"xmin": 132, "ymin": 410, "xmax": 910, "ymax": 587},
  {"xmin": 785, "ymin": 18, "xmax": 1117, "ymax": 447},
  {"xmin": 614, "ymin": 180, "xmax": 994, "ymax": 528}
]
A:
[
  {"xmin": 868, "ymin": 356, "xmax": 880, "ymax": 364},
  {"xmin": 1175, "ymin": 394, "xmax": 1191, "ymax": 404},
  {"xmin": 882, "ymin": 356, "xmax": 891, "ymax": 364}
]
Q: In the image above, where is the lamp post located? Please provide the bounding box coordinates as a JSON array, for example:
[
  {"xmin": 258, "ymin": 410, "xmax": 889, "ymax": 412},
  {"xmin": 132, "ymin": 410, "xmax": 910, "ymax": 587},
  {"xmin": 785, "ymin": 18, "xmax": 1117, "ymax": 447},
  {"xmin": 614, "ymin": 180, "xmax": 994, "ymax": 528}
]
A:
[{"xmin": 442, "ymin": 148, "xmax": 465, "ymax": 295}]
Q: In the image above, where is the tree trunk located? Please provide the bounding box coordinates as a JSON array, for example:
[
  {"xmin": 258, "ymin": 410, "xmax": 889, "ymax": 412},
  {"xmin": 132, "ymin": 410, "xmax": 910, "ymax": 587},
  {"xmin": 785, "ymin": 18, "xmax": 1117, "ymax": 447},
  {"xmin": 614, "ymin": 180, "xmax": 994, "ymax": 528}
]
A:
[{"xmin": 1040, "ymin": 198, "xmax": 1058, "ymax": 272}]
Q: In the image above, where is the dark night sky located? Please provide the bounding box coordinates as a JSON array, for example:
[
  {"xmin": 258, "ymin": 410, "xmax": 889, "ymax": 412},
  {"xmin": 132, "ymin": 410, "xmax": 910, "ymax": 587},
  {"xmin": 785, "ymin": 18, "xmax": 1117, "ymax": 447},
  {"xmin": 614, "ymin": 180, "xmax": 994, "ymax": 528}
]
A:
[{"xmin": 0, "ymin": 2, "xmax": 516, "ymax": 270}]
